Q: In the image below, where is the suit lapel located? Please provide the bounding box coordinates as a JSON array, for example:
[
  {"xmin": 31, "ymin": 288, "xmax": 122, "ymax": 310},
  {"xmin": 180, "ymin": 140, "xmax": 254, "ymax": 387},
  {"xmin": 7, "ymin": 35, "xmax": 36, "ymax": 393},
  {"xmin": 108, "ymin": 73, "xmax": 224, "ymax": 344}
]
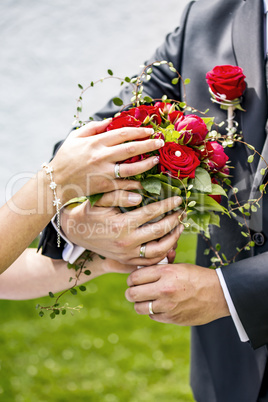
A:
[{"xmin": 232, "ymin": 0, "xmax": 267, "ymax": 158}]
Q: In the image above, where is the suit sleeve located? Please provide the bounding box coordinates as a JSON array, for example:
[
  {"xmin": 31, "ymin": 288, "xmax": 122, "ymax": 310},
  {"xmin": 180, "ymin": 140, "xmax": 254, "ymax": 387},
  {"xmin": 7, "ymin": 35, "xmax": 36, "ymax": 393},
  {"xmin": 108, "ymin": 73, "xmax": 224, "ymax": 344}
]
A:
[
  {"xmin": 221, "ymin": 252, "xmax": 268, "ymax": 349},
  {"xmin": 38, "ymin": 2, "xmax": 194, "ymax": 259}
]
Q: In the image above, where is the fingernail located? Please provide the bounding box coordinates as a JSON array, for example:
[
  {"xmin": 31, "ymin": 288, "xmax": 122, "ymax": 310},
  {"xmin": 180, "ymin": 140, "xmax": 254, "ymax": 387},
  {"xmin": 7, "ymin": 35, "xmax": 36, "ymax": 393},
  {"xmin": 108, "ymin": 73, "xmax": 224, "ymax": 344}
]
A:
[
  {"xmin": 175, "ymin": 197, "xmax": 182, "ymax": 205},
  {"xmin": 156, "ymin": 139, "xmax": 165, "ymax": 148},
  {"xmin": 145, "ymin": 128, "xmax": 155, "ymax": 135},
  {"xmin": 153, "ymin": 156, "xmax": 160, "ymax": 164},
  {"xmin": 128, "ymin": 193, "xmax": 142, "ymax": 204}
]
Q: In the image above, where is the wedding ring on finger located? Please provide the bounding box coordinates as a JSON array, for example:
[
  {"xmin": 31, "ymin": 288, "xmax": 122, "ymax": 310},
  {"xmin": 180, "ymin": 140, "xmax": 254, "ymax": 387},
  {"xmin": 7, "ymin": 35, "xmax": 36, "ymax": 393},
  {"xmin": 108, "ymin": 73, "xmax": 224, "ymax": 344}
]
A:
[
  {"xmin": 148, "ymin": 301, "xmax": 154, "ymax": 315},
  {"xmin": 114, "ymin": 163, "xmax": 121, "ymax": 178},
  {"xmin": 139, "ymin": 244, "xmax": 146, "ymax": 258}
]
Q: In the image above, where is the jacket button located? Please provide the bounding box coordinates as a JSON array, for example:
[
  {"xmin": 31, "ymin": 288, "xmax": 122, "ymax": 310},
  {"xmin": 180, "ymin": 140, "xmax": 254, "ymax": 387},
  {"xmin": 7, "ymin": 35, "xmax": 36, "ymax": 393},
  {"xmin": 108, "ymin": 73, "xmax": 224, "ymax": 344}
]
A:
[{"xmin": 252, "ymin": 232, "xmax": 265, "ymax": 246}]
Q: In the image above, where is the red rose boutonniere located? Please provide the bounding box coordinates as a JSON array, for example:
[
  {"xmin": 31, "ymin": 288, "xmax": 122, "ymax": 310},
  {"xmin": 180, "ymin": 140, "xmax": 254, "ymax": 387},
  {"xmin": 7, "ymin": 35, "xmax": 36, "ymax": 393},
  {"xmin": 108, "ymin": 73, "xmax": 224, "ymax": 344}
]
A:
[{"xmin": 206, "ymin": 65, "xmax": 246, "ymax": 143}]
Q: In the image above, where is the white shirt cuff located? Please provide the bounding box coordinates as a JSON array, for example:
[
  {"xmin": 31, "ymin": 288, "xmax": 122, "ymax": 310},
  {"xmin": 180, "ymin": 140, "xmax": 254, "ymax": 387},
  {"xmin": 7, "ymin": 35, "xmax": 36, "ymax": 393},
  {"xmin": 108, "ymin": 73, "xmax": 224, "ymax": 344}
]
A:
[
  {"xmin": 216, "ymin": 268, "xmax": 249, "ymax": 342},
  {"xmin": 51, "ymin": 214, "xmax": 85, "ymax": 264}
]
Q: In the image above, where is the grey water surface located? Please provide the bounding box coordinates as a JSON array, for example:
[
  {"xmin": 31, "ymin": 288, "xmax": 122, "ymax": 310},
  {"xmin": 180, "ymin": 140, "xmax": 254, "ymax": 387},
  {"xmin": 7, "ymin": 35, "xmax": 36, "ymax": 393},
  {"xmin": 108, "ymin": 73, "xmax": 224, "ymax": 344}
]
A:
[{"xmin": 0, "ymin": 0, "xmax": 190, "ymax": 206}]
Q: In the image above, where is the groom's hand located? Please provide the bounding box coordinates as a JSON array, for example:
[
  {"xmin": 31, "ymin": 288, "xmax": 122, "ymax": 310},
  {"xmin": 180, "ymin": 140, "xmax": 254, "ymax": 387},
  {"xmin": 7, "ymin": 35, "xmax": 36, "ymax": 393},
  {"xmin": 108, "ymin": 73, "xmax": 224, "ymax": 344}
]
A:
[
  {"xmin": 125, "ymin": 263, "xmax": 230, "ymax": 325},
  {"xmin": 61, "ymin": 190, "xmax": 184, "ymax": 266}
]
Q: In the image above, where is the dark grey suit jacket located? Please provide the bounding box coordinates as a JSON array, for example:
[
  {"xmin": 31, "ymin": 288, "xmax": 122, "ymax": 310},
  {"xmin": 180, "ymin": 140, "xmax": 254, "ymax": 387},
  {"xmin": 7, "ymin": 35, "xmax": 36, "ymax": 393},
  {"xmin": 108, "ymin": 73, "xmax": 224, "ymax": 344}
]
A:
[{"xmin": 39, "ymin": 1, "xmax": 268, "ymax": 400}]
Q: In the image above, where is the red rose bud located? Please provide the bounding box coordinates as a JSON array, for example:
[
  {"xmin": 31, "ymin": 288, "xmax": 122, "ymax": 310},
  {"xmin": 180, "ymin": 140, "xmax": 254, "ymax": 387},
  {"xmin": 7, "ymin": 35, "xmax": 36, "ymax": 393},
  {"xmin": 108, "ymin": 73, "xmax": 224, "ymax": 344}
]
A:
[
  {"xmin": 174, "ymin": 114, "xmax": 208, "ymax": 145},
  {"xmin": 122, "ymin": 153, "xmax": 151, "ymax": 164},
  {"xmin": 206, "ymin": 141, "xmax": 229, "ymax": 171},
  {"xmin": 206, "ymin": 65, "xmax": 246, "ymax": 101},
  {"xmin": 153, "ymin": 132, "xmax": 165, "ymax": 141},
  {"xmin": 159, "ymin": 142, "xmax": 200, "ymax": 179}
]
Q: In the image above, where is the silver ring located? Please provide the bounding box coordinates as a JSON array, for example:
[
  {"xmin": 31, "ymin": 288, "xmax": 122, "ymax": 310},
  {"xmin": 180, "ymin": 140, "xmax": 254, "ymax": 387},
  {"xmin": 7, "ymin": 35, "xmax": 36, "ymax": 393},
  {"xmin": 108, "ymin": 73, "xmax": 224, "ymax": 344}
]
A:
[
  {"xmin": 148, "ymin": 301, "xmax": 154, "ymax": 315},
  {"xmin": 114, "ymin": 163, "xmax": 121, "ymax": 178},
  {"xmin": 139, "ymin": 244, "xmax": 146, "ymax": 258}
]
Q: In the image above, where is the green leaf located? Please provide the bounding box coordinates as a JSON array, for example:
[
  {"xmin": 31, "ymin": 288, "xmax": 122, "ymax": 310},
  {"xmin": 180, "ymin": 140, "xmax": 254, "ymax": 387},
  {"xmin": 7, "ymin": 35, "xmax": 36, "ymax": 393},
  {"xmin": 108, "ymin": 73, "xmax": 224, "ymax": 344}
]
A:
[
  {"xmin": 190, "ymin": 193, "xmax": 228, "ymax": 213},
  {"xmin": 70, "ymin": 288, "xmax": 77, "ymax": 295},
  {"xmin": 172, "ymin": 77, "xmax": 179, "ymax": 85},
  {"xmin": 247, "ymin": 144, "xmax": 255, "ymax": 151},
  {"xmin": 39, "ymin": 311, "xmax": 44, "ymax": 317},
  {"xmin": 192, "ymin": 167, "xmax": 212, "ymax": 193},
  {"xmin": 78, "ymin": 83, "xmax": 83, "ymax": 89},
  {"xmin": 210, "ymin": 183, "xmax": 227, "ymax": 197},
  {"xmin": 84, "ymin": 270, "xmax": 91, "ymax": 276},
  {"xmin": 204, "ymin": 248, "xmax": 210, "ymax": 255},
  {"xmin": 62, "ymin": 309, "xmax": 67, "ymax": 315},
  {"xmin": 141, "ymin": 177, "xmax": 162, "ymax": 195},
  {"xmin": 49, "ymin": 292, "xmax": 54, "ymax": 298},
  {"xmin": 87, "ymin": 193, "xmax": 104, "ymax": 207},
  {"xmin": 260, "ymin": 168, "xmax": 266, "ymax": 175},
  {"xmin": 124, "ymin": 76, "xmax": 131, "ymax": 82},
  {"xmin": 184, "ymin": 78, "xmax": 191, "ymax": 85},
  {"xmin": 107, "ymin": 69, "xmax": 113, "ymax": 76},
  {"xmin": 209, "ymin": 212, "xmax": 220, "ymax": 227},
  {"xmin": 247, "ymin": 155, "xmax": 254, "ymax": 163},
  {"xmin": 112, "ymin": 97, "xmax": 124, "ymax": 106},
  {"xmin": 188, "ymin": 201, "xmax": 196, "ymax": 208},
  {"xmin": 222, "ymin": 253, "xmax": 227, "ymax": 261},
  {"xmin": 143, "ymin": 96, "xmax": 153, "ymax": 103},
  {"xmin": 79, "ymin": 285, "xmax": 87, "ymax": 292}
]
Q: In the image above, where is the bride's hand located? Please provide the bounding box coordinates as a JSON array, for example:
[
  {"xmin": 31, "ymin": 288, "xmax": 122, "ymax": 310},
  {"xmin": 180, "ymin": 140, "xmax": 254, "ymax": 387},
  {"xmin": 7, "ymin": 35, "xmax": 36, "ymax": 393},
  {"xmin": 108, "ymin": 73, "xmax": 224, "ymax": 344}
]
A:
[
  {"xmin": 49, "ymin": 120, "xmax": 164, "ymax": 204},
  {"xmin": 61, "ymin": 191, "xmax": 184, "ymax": 266}
]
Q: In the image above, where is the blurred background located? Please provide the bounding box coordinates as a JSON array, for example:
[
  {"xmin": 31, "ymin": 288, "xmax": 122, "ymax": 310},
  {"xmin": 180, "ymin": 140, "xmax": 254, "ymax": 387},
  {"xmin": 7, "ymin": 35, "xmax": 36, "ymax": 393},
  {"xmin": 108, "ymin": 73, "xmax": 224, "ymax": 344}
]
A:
[{"xmin": 0, "ymin": 1, "xmax": 195, "ymax": 401}]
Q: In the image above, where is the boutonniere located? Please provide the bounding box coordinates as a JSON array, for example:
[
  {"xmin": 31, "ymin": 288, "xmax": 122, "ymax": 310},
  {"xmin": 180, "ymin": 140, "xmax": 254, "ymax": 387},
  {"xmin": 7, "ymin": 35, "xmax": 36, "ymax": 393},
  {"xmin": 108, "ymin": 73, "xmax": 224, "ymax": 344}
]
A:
[{"xmin": 206, "ymin": 65, "xmax": 246, "ymax": 144}]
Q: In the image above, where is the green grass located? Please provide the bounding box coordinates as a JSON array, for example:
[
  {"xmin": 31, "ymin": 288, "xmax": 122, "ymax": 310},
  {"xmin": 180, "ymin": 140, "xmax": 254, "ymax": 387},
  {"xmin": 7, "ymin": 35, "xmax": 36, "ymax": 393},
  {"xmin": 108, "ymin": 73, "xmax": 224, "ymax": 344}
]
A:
[{"xmin": 0, "ymin": 234, "xmax": 197, "ymax": 402}]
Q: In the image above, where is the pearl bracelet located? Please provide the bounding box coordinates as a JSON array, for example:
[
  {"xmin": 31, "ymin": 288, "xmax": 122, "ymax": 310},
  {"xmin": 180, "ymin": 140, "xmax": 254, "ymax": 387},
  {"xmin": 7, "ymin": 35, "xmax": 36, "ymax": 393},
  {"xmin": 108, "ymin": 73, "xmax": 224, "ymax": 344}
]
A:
[{"xmin": 42, "ymin": 163, "xmax": 61, "ymax": 248}]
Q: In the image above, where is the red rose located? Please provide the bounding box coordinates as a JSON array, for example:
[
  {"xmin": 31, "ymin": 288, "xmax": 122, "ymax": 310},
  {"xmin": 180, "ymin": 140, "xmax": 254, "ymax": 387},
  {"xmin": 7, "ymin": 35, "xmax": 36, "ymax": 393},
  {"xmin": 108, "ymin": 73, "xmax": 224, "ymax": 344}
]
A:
[
  {"xmin": 133, "ymin": 104, "xmax": 162, "ymax": 125},
  {"xmin": 106, "ymin": 113, "xmax": 142, "ymax": 131},
  {"xmin": 174, "ymin": 114, "xmax": 208, "ymax": 145},
  {"xmin": 205, "ymin": 141, "xmax": 229, "ymax": 171},
  {"xmin": 159, "ymin": 142, "xmax": 200, "ymax": 179},
  {"xmin": 154, "ymin": 102, "xmax": 172, "ymax": 114},
  {"xmin": 106, "ymin": 105, "xmax": 162, "ymax": 131},
  {"xmin": 206, "ymin": 65, "xmax": 246, "ymax": 100},
  {"xmin": 168, "ymin": 110, "xmax": 184, "ymax": 124}
]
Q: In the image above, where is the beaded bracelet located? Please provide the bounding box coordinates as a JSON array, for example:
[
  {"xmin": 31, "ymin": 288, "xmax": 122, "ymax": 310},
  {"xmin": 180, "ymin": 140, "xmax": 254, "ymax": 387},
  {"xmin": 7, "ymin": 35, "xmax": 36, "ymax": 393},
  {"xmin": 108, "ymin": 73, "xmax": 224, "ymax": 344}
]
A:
[{"xmin": 42, "ymin": 163, "xmax": 61, "ymax": 248}]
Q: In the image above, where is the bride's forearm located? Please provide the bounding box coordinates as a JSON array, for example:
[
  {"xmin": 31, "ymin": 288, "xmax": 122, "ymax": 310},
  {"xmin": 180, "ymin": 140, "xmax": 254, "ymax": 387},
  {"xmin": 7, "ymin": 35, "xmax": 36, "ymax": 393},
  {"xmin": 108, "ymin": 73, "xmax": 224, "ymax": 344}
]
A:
[
  {"xmin": 0, "ymin": 169, "xmax": 69, "ymax": 274},
  {"xmin": 0, "ymin": 248, "xmax": 107, "ymax": 300}
]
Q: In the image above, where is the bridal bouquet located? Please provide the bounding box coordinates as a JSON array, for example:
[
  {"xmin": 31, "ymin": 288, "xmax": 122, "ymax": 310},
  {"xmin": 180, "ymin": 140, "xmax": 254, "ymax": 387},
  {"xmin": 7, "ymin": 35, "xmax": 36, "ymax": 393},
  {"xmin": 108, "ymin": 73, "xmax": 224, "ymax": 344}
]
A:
[{"xmin": 103, "ymin": 102, "xmax": 230, "ymax": 238}]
